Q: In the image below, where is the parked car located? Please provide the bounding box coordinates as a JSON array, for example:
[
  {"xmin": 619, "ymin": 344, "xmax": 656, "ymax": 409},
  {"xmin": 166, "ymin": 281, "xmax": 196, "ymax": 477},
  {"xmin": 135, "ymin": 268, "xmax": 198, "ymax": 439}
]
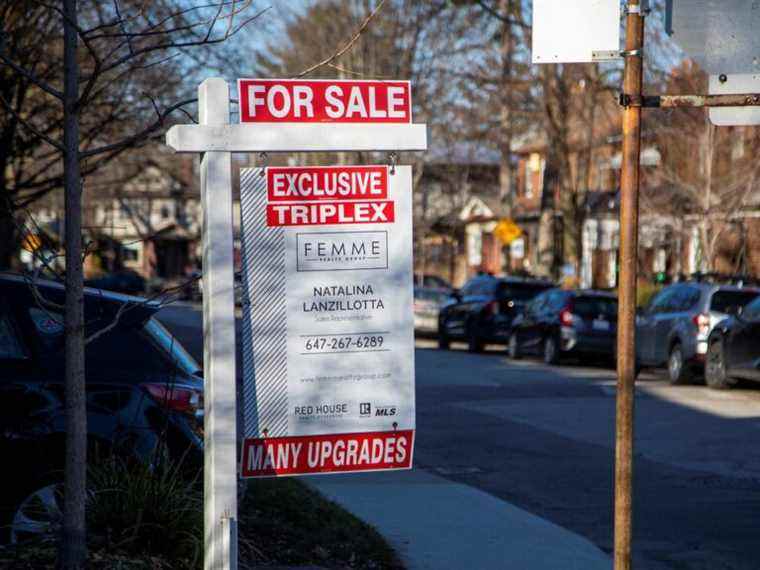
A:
[
  {"xmin": 508, "ymin": 289, "xmax": 618, "ymax": 365},
  {"xmin": 84, "ymin": 268, "xmax": 146, "ymax": 295},
  {"xmin": 705, "ymin": 295, "xmax": 760, "ymax": 389},
  {"xmin": 414, "ymin": 273, "xmax": 453, "ymax": 293},
  {"xmin": 0, "ymin": 273, "xmax": 203, "ymax": 544},
  {"xmin": 636, "ymin": 282, "xmax": 760, "ymax": 384},
  {"xmin": 438, "ymin": 275, "xmax": 554, "ymax": 352},
  {"xmin": 414, "ymin": 287, "xmax": 450, "ymax": 335}
]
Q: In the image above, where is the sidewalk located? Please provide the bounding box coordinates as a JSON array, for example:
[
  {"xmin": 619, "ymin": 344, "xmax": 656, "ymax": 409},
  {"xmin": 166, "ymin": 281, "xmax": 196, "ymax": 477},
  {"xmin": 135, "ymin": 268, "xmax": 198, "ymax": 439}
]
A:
[{"xmin": 307, "ymin": 468, "xmax": 611, "ymax": 570}]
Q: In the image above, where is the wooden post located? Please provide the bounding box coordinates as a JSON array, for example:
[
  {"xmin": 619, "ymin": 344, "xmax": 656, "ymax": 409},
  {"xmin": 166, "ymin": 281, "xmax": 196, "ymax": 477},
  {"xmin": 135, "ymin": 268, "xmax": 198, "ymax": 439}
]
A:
[{"xmin": 615, "ymin": 2, "xmax": 645, "ymax": 569}]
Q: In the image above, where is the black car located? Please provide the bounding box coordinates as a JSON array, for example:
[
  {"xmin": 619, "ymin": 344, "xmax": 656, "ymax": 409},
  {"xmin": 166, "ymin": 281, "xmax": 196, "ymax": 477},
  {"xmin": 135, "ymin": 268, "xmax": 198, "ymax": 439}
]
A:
[
  {"xmin": 704, "ymin": 295, "xmax": 760, "ymax": 389},
  {"xmin": 84, "ymin": 268, "xmax": 146, "ymax": 295},
  {"xmin": 0, "ymin": 273, "xmax": 203, "ymax": 544},
  {"xmin": 438, "ymin": 275, "xmax": 554, "ymax": 352},
  {"xmin": 508, "ymin": 289, "xmax": 618, "ymax": 365}
]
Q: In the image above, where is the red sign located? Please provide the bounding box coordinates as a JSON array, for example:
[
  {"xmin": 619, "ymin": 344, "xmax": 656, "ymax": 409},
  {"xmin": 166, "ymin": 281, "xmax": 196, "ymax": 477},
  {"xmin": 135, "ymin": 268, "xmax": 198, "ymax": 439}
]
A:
[
  {"xmin": 267, "ymin": 201, "xmax": 395, "ymax": 227},
  {"xmin": 241, "ymin": 430, "xmax": 414, "ymax": 477},
  {"xmin": 267, "ymin": 166, "xmax": 388, "ymax": 202},
  {"xmin": 238, "ymin": 79, "xmax": 412, "ymax": 123}
]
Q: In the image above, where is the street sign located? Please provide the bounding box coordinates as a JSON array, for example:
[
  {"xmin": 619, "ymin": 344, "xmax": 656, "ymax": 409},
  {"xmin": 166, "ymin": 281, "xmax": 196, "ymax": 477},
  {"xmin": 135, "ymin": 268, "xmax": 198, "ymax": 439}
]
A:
[
  {"xmin": 239, "ymin": 165, "xmax": 415, "ymax": 477},
  {"xmin": 494, "ymin": 218, "xmax": 522, "ymax": 245},
  {"xmin": 532, "ymin": 0, "xmax": 621, "ymax": 63},
  {"xmin": 238, "ymin": 79, "xmax": 412, "ymax": 123},
  {"xmin": 666, "ymin": 0, "xmax": 760, "ymax": 75},
  {"xmin": 708, "ymin": 73, "xmax": 760, "ymax": 126}
]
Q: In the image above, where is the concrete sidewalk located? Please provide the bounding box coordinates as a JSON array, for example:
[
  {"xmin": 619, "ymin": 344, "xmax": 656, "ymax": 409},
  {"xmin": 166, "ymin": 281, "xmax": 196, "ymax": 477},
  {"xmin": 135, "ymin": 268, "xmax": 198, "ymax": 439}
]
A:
[{"xmin": 307, "ymin": 468, "xmax": 611, "ymax": 570}]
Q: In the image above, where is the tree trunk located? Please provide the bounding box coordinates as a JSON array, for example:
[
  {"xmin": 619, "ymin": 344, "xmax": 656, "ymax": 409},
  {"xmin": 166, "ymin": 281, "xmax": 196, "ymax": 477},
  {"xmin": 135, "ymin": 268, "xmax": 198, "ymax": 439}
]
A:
[
  {"xmin": 0, "ymin": 193, "xmax": 17, "ymax": 270},
  {"xmin": 59, "ymin": 0, "xmax": 87, "ymax": 568},
  {"xmin": 498, "ymin": 0, "xmax": 514, "ymax": 217}
]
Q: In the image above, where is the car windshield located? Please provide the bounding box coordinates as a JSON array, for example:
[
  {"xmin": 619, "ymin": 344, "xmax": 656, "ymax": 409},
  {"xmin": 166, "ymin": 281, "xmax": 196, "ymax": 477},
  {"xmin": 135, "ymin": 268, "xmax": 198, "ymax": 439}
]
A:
[
  {"xmin": 574, "ymin": 296, "xmax": 617, "ymax": 318},
  {"xmin": 709, "ymin": 290, "xmax": 759, "ymax": 313},
  {"xmin": 498, "ymin": 282, "xmax": 552, "ymax": 301}
]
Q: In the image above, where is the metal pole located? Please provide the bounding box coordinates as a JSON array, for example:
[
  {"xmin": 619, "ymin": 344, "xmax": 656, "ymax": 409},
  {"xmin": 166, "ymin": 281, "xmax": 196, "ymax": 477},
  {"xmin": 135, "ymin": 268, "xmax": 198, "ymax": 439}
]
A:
[
  {"xmin": 199, "ymin": 78, "xmax": 238, "ymax": 570},
  {"xmin": 615, "ymin": 2, "xmax": 644, "ymax": 570}
]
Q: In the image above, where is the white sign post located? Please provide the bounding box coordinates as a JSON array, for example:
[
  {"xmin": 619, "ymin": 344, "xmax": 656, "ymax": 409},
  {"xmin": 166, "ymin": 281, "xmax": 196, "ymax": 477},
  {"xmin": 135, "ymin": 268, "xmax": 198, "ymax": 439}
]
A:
[{"xmin": 166, "ymin": 78, "xmax": 427, "ymax": 570}]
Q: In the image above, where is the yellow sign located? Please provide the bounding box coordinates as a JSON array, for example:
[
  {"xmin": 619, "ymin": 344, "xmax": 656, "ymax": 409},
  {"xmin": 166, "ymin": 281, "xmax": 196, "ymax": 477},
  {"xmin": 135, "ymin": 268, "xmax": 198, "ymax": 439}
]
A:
[{"xmin": 494, "ymin": 219, "xmax": 522, "ymax": 245}]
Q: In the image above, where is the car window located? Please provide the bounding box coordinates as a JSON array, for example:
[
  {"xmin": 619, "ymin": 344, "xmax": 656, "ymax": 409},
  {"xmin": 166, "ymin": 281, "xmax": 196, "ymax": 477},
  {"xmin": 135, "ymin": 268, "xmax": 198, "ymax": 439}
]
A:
[
  {"xmin": 549, "ymin": 290, "xmax": 569, "ymax": 310},
  {"xmin": 0, "ymin": 313, "xmax": 26, "ymax": 359},
  {"xmin": 664, "ymin": 286, "xmax": 687, "ymax": 312},
  {"xmin": 648, "ymin": 288, "xmax": 675, "ymax": 314},
  {"xmin": 709, "ymin": 290, "xmax": 759, "ymax": 313},
  {"xmin": 415, "ymin": 288, "xmax": 448, "ymax": 303},
  {"xmin": 423, "ymin": 276, "xmax": 449, "ymax": 290},
  {"xmin": 527, "ymin": 292, "xmax": 550, "ymax": 315},
  {"xmin": 575, "ymin": 296, "xmax": 618, "ymax": 318},
  {"xmin": 459, "ymin": 278, "xmax": 481, "ymax": 296},
  {"xmin": 743, "ymin": 296, "xmax": 760, "ymax": 321},
  {"xmin": 497, "ymin": 282, "xmax": 553, "ymax": 302},
  {"xmin": 672, "ymin": 286, "xmax": 701, "ymax": 312}
]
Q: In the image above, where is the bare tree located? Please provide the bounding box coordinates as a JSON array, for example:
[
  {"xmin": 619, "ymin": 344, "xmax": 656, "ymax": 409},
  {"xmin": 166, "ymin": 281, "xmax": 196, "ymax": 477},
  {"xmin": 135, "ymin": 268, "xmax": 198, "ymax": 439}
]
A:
[
  {"xmin": 1, "ymin": 1, "xmax": 264, "ymax": 567},
  {"xmin": 650, "ymin": 61, "xmax": 760, "ymax": 273}
]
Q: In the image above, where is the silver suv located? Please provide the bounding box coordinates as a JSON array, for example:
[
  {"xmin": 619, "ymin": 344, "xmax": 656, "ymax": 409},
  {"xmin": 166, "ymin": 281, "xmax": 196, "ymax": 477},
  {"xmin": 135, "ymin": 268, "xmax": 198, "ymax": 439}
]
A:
[{"xmin": 636, "ymin": 282, "xmax": 760, "ymax": 384}]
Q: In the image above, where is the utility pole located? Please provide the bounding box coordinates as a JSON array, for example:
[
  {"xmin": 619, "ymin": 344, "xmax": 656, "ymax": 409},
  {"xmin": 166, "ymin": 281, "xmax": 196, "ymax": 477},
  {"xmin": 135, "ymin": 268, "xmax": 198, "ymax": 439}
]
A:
[{"xmin": 615, "ymin": 1, "xmax": 644, "ymax": 569}]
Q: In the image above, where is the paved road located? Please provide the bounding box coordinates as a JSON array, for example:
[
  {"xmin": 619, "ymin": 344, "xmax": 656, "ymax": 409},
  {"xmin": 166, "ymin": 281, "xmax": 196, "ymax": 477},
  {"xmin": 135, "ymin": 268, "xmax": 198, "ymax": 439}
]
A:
[
  {"xmin": 158, "ymin": 305, "xmax": 760, "ymax": 570},
  {"xmin": 413, "ymin": 339, "xmax": 760, "ymax": 570}
]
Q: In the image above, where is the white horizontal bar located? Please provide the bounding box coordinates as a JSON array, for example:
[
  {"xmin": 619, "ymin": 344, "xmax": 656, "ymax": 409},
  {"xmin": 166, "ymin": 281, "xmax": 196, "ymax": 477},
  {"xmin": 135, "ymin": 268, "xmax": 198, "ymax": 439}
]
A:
[{"xmin": 165, "ymin": 123, "xmax": 428, "ymax": 153}]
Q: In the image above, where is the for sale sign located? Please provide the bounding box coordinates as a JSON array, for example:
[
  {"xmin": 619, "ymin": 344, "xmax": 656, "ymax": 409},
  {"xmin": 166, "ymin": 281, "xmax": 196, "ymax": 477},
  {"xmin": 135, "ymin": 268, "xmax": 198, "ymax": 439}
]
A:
[
  {"xmin": 239, "ymin": 165, "xmax": 415, "ymax": 477},
  {"xmin": 238, "ymin": 79, "xmax": 412, "ymax": 123}
]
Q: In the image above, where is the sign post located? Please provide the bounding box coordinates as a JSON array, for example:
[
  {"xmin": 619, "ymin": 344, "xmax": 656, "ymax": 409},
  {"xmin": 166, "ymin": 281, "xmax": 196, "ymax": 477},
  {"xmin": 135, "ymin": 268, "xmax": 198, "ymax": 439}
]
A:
[
  {"xmin": 615, "ymin": 4, "xmax": 644, "ymax": 569},
  {"xmin": 166, "ymin": 78, "xmax": 427, "ymax": 570},
  {"xmin": 198, "ymin": 78, "xmax": 238, "ymax": 570}
]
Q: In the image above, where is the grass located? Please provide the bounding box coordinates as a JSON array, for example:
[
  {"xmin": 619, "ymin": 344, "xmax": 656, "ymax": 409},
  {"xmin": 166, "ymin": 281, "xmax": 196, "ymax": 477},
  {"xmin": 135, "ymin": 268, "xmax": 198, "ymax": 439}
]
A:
[
  {"xmin": 0, "ymin": 472, "xmax": 403, "ymax": 569},
  {"xmin": 239, "ymin": 478, "xmax": 403, "ymax": 569}
]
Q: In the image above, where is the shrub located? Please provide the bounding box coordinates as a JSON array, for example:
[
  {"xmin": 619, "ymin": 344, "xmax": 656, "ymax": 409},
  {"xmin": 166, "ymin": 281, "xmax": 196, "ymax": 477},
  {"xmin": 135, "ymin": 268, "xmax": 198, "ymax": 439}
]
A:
[{"xmin": 86, "ymin": 455, "xmax": 203, "ymax": 568}]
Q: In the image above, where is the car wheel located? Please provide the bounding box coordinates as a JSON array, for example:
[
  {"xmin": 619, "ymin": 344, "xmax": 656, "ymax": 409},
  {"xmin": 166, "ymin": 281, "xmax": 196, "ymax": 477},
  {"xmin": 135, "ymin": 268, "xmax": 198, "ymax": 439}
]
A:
[
  {"xmin": 667, "ymin": 343, "xmax": 693, "ymax": 385},
  {"xmin": 7, "ymin": 482, "xmax": 64, "ymax": 545},
  {"xmin": 467, "ymin": 325, "xmax": 484, "ymax": 353},
  {"xmin": 543, "ymin": 335, "xmax": 560, "ymax": 365},
  {"xmin": 508, "ymin": 333, "xmax": 521, "ymax": 359},
  {"xmin": 705, "ymin": 338, "xmax": 735, "ymax": 390}
]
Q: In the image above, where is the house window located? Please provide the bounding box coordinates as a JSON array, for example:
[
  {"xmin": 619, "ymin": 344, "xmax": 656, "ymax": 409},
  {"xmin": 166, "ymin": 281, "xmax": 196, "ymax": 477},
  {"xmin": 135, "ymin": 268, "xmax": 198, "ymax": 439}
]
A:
[
  {"xmin": 160, "ymin": 204, "xmax": 171, "ymax": 219},
  {"xmin": 121, "ymin": 244, "xmax": 139, "ymax": 262},
  {"xmin": 525, "ymin": 153, "xmax": 543, "ymax": 198}
]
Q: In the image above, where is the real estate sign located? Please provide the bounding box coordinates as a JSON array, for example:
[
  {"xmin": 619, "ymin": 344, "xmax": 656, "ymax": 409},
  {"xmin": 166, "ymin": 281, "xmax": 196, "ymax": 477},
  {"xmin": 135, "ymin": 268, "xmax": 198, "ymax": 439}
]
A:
[{"xmin": 239, "ymin": 164, "xmax": 415, "ymax": 477}]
